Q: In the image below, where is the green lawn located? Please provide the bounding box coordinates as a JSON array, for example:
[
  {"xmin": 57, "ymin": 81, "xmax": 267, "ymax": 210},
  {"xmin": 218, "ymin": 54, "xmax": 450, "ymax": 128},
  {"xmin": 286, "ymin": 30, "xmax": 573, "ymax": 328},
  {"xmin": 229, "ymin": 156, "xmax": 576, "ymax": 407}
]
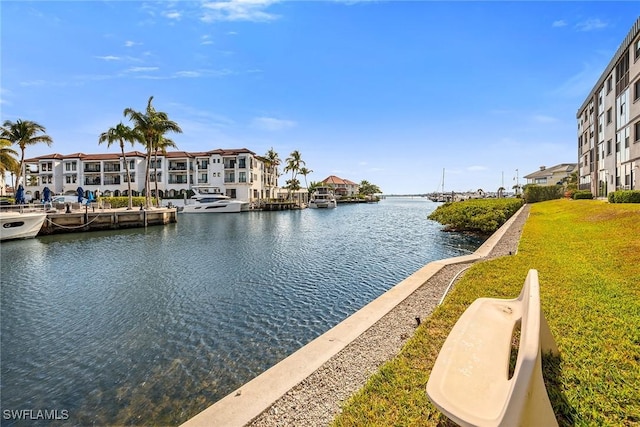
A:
[{"xmin": 333, "ymin": 199, "xmax": 640, "ymax": 426}]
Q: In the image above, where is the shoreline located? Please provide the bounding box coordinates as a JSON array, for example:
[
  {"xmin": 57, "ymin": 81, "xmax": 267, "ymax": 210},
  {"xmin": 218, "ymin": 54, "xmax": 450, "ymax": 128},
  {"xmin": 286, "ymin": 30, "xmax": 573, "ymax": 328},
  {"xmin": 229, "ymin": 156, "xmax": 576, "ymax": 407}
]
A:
[{"xmin": 183, "ymin": 204, "xmax": 531, "ymax": 426}]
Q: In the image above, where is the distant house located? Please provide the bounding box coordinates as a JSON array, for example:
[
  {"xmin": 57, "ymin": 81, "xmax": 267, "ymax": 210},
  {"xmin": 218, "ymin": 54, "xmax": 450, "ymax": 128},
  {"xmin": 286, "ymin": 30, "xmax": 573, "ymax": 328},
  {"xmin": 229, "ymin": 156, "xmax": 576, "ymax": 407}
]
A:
[
  {"xmin": 321, "ymin": 175, "xmax": 359, "ymax": 196},
  {"xmin": 524, "ymin": 164, "xmax": 577, "ymax": 186}
]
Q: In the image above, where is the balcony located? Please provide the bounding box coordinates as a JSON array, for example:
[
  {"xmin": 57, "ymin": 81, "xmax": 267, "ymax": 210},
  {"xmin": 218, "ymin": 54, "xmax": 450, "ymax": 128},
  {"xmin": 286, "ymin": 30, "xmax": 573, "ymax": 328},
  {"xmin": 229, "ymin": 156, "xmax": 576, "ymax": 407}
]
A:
[
  {"xmin": 84, "ymin": 178, "xmax": 101, "ymax": 186},
  {"xmin": 84, "ymin": 166, "xmax": 101, "ymax": 173},
  {"xmin": 104, "ymin": 165, "xmax": 121, "ymax": 173},
  {"xmin": 103, "ymin": 178, "xmax": 121, "ymax": 185}
]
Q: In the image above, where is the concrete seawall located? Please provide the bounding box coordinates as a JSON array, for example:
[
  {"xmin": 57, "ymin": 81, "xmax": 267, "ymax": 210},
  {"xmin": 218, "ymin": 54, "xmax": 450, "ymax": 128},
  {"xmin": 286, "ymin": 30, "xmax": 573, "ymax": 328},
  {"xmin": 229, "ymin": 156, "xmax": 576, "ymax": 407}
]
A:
[
  {"xmin": 38, "ymin": 207, "xmax": 178, "ymax": 235},
  {"xmin": 181, "ymin": 205, "xmax": 529, "ymax": 427}
]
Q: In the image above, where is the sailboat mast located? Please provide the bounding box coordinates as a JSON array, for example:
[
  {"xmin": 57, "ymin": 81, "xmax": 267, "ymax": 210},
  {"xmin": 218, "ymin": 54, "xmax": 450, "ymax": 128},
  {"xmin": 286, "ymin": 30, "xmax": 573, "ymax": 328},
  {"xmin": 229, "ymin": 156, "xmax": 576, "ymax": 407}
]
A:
[{"xmin": 442, "ymin": 168, "xmax": 445, "ymax": 193}]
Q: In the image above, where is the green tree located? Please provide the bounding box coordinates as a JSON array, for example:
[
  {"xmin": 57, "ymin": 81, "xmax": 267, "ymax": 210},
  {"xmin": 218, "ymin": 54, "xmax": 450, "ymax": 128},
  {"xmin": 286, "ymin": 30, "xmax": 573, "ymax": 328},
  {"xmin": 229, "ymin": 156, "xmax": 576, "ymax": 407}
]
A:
[
  {"xmin": 124, "ymin": 96, "xmax": 182, "ymax": 208},
  {"xmin": 152, "ymin": 136, "xmax": 177, "ymax": 207},
  {"xmin": 0, "ymin": 119, "xmax": 53, "ymax": 187},
  {"xmin": 0, "ymin": 139, "xmax": 18, "ymax": 177},
  {"xmin": 298, "ymin": 166, "xmax": 313, "ymax": 189},
  {"xmin": 98, "ymin": 122, "xmax": 139, "ymax": 209},
  {"xmin": 283, "ymin": 150, "xmax": 305, "ymax": 200},
  {"xmin": 359, "ymin": 180, "xmax": 381, "ymax": 195},
  {"xmin": 263, "ymin": 147, "xmax": 281, "ymax": 200}
]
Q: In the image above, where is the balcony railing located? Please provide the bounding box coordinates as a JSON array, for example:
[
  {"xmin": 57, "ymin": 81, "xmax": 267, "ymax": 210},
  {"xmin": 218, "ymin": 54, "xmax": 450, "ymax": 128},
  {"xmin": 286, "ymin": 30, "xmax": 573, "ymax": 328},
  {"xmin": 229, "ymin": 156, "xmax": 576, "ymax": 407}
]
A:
[
  {"xmin": 84, "ymin": 178, "xmax": 101, "ymax": 185},
  {"xmin": 103, "ymin": 166, "xmax": 121, "ymax": 172},
  {"xmin": 84, "ymin": 166, "xmax": 101, "ymax": 173},
  {"xmin": 103, "ymin": 178, "xmax": 121, "ymax": 185}
]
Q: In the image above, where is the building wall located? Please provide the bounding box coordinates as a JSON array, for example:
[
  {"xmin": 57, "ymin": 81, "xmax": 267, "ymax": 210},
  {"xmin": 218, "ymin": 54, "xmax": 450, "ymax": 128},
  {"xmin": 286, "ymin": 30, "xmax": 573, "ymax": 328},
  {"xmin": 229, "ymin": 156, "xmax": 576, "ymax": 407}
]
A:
[
  {"xmin": 577, "ymin": 17, "xmax": 640, "ymax": 196},
  {"xmin": 23, "ymin": 149, "xmax": 276, "ymax": 203}
]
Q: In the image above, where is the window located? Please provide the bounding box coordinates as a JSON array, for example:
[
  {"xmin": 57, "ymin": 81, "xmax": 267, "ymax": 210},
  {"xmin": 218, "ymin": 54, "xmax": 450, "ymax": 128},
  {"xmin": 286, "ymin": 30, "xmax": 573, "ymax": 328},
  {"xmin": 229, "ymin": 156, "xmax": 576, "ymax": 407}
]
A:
[
  {"xmin": 606, "ymin": 76, "xmax": 613, "ymax": 93},
  {"xmin": 239, "ymin": 171, "xmax": 247, "ymax": 183},
  {"xmin": 635, "ymin": 80, "xmax": 640, "ymax": 101},
  {"xmin": 635, "ymin": 121, "xmax": 640, "ymax": 142},
  {"xmin": 606, "ymin": 108, "xmax": 612, "ymax": 124},
  {"xmin": 607, "ymin": 139, "xmax": 612, "ymax": 155},
  {"xmin": 636, "ymin": 40, "xmax": 640, "ymax": 61},
  {"xmin": 620, "ymin": 103, "xmax": 625, "ymax": 116}
]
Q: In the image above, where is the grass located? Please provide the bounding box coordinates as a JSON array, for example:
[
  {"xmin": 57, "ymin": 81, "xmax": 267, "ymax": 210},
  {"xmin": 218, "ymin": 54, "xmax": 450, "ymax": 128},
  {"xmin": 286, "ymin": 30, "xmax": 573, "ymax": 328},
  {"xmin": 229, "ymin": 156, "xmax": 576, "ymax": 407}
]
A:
[{"xmin": 333, "ymin": 199, "xmax": 640, "ymax": 426}]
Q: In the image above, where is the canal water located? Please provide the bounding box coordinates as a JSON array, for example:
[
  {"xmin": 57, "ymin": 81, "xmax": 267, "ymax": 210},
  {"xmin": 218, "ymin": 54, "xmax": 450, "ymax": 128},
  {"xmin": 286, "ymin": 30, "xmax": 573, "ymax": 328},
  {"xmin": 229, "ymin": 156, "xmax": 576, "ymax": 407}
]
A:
[{"xmin": 1, "ymin": 198, "xmax": 483, "ymax": 426}]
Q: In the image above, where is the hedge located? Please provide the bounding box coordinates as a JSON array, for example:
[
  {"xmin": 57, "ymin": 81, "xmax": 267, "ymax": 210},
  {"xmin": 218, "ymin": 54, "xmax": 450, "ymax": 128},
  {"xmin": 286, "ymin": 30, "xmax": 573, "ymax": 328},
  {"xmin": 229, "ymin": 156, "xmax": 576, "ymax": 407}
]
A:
[
  {"xmin": 573, "ymin": 190, "xmax": 593, "ymax": 200},
  {"xmin": 608, "ymin": 190, "xmax": 640, "ymax": 203},
  {"xmin": 523, "ymin": 185, "xmax": 563, "ymax": 203},
  {"xmin": 427, "ymin": 198, "xmax": 524, "ymax": 234}
]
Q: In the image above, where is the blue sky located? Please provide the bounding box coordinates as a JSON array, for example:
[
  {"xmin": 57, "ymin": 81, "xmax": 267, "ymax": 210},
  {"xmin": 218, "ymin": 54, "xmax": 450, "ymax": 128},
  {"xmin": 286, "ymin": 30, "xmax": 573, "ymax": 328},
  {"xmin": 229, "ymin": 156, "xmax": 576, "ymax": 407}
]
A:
[{"xmin": 1, "ymin": 1, "xmax": 638, "ymax": 194}]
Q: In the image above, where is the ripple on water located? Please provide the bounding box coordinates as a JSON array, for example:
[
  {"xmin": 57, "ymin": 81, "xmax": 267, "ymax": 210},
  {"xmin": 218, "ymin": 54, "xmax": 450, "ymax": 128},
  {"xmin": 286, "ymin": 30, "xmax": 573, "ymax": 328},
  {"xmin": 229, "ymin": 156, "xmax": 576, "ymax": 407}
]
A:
[{"xmin": 1, "ymin": 199, "xmax": 484, "ymax": 425}]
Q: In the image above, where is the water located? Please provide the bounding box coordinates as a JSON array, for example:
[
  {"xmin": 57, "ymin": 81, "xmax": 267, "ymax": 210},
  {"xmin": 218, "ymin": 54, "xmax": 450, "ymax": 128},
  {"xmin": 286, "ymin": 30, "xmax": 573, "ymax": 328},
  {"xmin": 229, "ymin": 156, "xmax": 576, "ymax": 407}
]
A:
[{"xmin": 1, "ymin": 198, "xmax": 483, "ymax": 426}]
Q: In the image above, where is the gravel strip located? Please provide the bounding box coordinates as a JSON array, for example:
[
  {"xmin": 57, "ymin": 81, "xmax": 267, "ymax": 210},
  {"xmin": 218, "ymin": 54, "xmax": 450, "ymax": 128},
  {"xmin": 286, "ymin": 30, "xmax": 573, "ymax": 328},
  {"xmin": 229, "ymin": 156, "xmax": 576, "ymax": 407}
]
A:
[{"xmin": 249, "ymin": 204, "xmax": 531, "ymax": 427}]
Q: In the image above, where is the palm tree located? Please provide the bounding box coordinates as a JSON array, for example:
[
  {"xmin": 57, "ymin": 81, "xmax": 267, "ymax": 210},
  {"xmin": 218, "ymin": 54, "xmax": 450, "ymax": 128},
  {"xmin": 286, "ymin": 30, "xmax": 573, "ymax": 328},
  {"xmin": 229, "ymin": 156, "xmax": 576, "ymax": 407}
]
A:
[
  {"xmin": 124, "ymin": 96, "xmax": 182, "ymax": 208},
  {"xmin": 98, "ymin": 123, "xmax": 139, "ymax": 209},
  {"xmin": 298, "ymin": 166, "xmax": 313, "ymax": 190},
  {"xmin": 263, "ymin": 147, "xmax": 280, "ymax": 200},
  {"xmin": 0, "ymin": 119, "xmax": 53, "ymax": 187},
  {"xmin": 152, "ymin": 136, "xmax": 177, "ymax": 207},
  {"xmin": 283, "ymin": 150, "xmax": 305, "ymax": 201},
  {"xmin": 0, "ymin": 139, "xmax": 18, "ymax": 176}
]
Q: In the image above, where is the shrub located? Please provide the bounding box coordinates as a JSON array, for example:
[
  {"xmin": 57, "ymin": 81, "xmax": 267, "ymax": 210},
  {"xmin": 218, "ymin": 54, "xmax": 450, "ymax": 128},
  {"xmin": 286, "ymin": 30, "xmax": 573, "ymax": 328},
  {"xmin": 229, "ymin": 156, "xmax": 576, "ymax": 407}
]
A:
[
  {"xmin": 428, "ymin": 198, "xmax": 524, "ymax": 234},
  {"xmin": 523, "ymin": 185, "xmax": 563, "ymax": 203},
  {"xmin": 608, "ymin": 190, "xmax": 640, "ymax": 203},
  {"xmin": 102, "ymin": 196, "xmax": 147, "ymax": 208},
  {"xmin": 573, "ymin": 190, "xmax": 593, "ymax": 200}
]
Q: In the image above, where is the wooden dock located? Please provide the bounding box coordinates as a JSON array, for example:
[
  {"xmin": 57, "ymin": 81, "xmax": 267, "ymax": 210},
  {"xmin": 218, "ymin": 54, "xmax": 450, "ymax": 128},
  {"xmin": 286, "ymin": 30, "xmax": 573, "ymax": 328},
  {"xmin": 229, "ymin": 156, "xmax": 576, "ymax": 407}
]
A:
[{"xmin": 38, "ymin": 207, "xmax": 178, "ymax": 236}]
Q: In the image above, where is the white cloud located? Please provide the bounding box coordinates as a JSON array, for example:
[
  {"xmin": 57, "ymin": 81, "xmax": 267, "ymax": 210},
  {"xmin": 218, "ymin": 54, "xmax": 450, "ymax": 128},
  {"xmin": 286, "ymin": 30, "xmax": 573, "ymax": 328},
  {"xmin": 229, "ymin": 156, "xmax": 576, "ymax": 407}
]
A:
[
  {"xmin": 251, "ymin": 117, "xmax": 296, "ymax": 131},
  {"xmin": 201, "ymin": 35, "xmax": 214, "ymax": 45},
  {"xmin": 467, "ymin": 165, "xmax": 488, "ymax": 172},
  {"xmin": 126, "ymin": 66, "xmax": 159, "ymax": 73},
  {"xmin": 124, "ymin": 40, "xmax": 141, "ymax": 47},
  {"xmin": 576, "ymin": 18, "xmax": 608, "ymax": 32},
  {"xmin": 174, "ymin": 71, "xmax": 201, "ymax": 78},
  {"xmin": 552, "ymin": 20, "xmax": 567, "ymax": 28},
  {"xmin": 95, "ymin": 55, "xmax": 121, "ymax": 61},
  {"xmin": 164, "ymin": 10, "xmax": 181, "ymax": 20},
  {"xmin": 200, "ymin": 0, "xmax": 280, "ymax": 23}
]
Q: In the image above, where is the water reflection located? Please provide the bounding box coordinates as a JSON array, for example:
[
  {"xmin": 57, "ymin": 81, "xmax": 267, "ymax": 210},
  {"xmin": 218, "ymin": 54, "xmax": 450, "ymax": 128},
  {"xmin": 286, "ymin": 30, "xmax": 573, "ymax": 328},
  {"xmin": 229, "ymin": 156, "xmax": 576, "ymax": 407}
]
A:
[{"xmin": 1, "ymin": 198, "xmax": 483, "ymax": 425}]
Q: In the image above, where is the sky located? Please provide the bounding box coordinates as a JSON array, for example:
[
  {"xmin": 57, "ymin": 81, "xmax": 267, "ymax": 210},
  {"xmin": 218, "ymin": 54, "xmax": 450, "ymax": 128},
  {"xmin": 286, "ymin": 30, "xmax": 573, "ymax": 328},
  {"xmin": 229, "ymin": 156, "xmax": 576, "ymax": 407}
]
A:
[{"xmin": 1, "ymin": 1, "xmax": 638, "ymax": 194}]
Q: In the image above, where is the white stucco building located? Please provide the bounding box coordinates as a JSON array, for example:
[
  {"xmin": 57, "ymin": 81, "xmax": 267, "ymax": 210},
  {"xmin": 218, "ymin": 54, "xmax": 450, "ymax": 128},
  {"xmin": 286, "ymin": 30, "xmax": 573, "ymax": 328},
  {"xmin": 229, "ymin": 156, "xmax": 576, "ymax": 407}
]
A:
[
  {"xmin": 577, "ymin": 17, "xmax": 640, "ymax": 196},
  {"xmin": 22, "ymin": 148, "xmax": 279, "ymax": 203}
]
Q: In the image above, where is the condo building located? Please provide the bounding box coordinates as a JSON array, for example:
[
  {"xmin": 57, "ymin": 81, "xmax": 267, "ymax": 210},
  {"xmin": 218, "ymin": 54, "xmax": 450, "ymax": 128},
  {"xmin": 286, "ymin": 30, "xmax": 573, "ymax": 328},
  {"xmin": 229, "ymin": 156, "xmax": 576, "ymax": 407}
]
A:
[
  {"xmin": 22, "ymin": 148, "xmax": 279, "ymax": 203},
  {"xmin": 577, "ymin": 17, "xmax": 640, "ymax": 196}
]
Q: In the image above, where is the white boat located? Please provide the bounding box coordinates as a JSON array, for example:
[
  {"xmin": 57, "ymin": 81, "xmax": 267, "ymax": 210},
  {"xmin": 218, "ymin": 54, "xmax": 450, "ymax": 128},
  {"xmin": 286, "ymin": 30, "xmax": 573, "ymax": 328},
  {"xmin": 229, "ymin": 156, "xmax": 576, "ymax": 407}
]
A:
[
  {"xmin": 309, "ymin": 186, "xmax": 337, "ymax": 209},
  {"xmin": 181, "ymin": 186, "xmax": 249, "ymax": 213},
  {"xmin": 0, "ymin": 211, "xmax": 47, "ymax": 241}
]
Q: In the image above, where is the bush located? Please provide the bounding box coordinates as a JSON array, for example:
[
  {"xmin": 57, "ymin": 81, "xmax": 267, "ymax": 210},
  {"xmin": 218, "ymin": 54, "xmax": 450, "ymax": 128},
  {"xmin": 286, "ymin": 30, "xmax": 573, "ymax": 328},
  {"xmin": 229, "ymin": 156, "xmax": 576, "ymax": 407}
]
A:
[
  {"xmin": 608, "ymin": 190, "xmax": 640, "ymax": 203},
  {"xmin": 573, "ymin": 190, "xmax": 593, "ymax": 200},
  {"xmin": 102, "ymin": 196, "xmax": 147, "ymax": 208},
  {"xmin": 428, "ymin": 198, "xmax": 524, "ymax": 234},
  {"xmin": 523, "ymin": 185, "xmax": 563, "ymax": 203}
]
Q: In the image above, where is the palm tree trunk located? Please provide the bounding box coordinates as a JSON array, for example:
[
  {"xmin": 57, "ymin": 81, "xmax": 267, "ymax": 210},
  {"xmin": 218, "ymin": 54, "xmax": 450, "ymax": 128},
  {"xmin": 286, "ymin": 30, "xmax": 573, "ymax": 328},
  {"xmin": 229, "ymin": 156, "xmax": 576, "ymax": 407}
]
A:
[
  {"xmin": 121, "ymin": 140, "xmax": 133, "ymax": 210},
  {"xmin": 144, "ymin": 149, "xmax": 152, "ymax": 209},
  {"xmin": 153, "ymin": 149, "xmax": 159, "ymax": 207}
]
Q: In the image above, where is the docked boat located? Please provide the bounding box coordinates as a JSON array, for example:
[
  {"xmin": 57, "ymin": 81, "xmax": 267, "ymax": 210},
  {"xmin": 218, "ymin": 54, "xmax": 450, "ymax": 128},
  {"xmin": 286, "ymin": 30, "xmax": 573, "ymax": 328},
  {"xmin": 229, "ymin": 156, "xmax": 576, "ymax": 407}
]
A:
[
  {"xmin": 181, "ymin": 186, "xmax": 249, "ymax": 213},
  {"xmin": 0, "ymin": 211, "xmax": 47, "ymax": 241},
  {"xmin": 309, "ymin": 186, "xmax": 337, "ymax": 209}
]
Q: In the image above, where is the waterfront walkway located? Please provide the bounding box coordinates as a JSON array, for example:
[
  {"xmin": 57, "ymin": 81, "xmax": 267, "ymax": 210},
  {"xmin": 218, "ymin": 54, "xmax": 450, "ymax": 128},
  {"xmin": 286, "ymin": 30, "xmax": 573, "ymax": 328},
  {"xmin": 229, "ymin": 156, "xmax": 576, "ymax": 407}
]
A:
[{"xmin": 182, "ymin": 204, "xmax": 530, "ymax": 427}]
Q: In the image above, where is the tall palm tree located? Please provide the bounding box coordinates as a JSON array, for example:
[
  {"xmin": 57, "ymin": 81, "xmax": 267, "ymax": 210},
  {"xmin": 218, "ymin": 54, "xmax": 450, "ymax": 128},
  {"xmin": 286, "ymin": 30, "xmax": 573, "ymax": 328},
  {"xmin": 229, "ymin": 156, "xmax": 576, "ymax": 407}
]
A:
[
  {"xmin": 124, "ymin": 96, "xmax": 182, "ymax": 208},
  {"xmin": 0, "ymin": 119, "xmax": 53, "ymax": 187},
  {"xmin": 98, "ymin": 122, "xmax": 139, "ymax": 209},
  {"xmin": 283, "ymin": 150, "xmax": 305, "ymax": 200},
  {"xmin": 263, "ymin": 147, "xmax": 280, "ymax": 200},
  {"xmin": 298, "ymin": 166, "xmax": 313, "ymax": 190},
  {"xmin": 152, "ymin": 136, "xmax": 177, "ymax": 207},
  {"xmin": 0, "ymin": 139, "xmax": 19, "ymax": 176}
]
